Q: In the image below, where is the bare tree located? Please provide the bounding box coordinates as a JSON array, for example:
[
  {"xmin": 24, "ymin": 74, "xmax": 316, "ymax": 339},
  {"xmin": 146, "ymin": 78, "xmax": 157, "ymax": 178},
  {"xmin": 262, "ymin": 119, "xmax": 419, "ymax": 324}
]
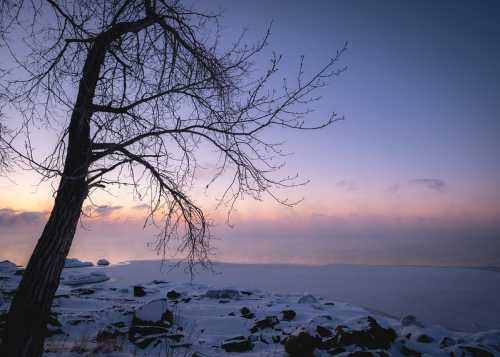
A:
[{"xmin": 0, "ymin": 0, "xmax": 345, "ymax": 355}]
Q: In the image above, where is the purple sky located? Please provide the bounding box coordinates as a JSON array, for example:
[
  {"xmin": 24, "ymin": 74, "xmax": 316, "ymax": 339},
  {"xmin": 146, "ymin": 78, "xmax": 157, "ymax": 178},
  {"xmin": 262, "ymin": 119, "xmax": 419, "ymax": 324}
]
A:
[{"xmin": 1, "ymin": 0, "xmax": 499, "ymax": 266}]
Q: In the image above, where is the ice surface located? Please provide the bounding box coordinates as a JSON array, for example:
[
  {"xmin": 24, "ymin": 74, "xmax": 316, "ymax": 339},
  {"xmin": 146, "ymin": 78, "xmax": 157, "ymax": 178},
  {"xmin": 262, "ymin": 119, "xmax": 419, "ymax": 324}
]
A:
[{"xmin": 63, "ymin": 271, "xmax": 110, "ymax": 286}]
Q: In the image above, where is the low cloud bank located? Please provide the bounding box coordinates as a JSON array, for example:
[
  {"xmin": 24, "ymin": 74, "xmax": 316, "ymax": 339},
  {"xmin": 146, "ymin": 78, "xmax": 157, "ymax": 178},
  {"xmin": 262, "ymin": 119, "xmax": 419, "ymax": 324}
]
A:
[{"xmin": 1, "ymin": 206, "xmax": 499, "ymax": 267}]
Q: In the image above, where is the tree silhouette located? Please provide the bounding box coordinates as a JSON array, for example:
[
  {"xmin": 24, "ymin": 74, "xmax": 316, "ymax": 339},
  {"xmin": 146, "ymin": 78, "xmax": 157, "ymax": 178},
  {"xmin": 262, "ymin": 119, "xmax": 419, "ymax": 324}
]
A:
[{"xmin": 0, "ymin": 1, "xmax": 345, "ymax": 355}]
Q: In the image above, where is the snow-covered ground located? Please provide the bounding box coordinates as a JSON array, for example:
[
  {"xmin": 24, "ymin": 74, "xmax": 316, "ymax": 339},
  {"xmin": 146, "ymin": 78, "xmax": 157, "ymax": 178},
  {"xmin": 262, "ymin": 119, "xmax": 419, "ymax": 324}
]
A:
[
  {"xmin": 103, "ymin": 260, "xmax": 500, "ymax": 332},
  {"xmin": 1, "ymin": 259, "xmax": 499, "ymax": 356}
]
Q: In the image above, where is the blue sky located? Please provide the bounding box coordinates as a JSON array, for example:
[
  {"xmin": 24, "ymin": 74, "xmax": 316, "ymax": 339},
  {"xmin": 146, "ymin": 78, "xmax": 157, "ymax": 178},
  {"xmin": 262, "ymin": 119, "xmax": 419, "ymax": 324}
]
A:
[{"xmin": 1, "ymin": 0, "xmax": 499, "ymax": 266}]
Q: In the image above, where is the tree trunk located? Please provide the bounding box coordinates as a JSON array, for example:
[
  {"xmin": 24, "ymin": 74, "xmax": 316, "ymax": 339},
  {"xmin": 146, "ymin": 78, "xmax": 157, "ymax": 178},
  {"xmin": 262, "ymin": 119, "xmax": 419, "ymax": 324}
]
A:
[
  {"xmin": 0, "ymin": 180, "xmax": 88, "ymax": 356},
  {"xmin": 1, "ymin": 40, "xmax": 107, "ymax": 357}
]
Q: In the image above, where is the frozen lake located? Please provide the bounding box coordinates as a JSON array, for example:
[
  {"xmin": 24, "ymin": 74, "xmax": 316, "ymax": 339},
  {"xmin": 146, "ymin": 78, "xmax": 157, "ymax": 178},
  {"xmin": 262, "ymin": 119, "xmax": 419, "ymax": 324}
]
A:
[{"xmin": 100, "ymin": 260, "xmax": 500, "ymax": 332}]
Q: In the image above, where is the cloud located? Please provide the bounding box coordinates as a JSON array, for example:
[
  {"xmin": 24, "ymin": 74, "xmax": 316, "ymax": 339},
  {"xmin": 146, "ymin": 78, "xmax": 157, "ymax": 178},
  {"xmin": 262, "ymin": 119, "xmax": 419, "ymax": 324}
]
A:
[
  {"xmin": 0, "ymin": 208, "xmax": 45, "ymax": 227},
  {"xmin": 93, "ymin": 205, "xmax": 123, "ymax": 216},
  {"xmin": 336, "ymin": 180, "xmax": 359, "ymax": 192},
  {"xmin": 409, "ymin": 178, "xmax": 447, "ymax": 192},
  {"xmin": 132, "ymin": 204, "xmax": 149, "ymax": 210}
]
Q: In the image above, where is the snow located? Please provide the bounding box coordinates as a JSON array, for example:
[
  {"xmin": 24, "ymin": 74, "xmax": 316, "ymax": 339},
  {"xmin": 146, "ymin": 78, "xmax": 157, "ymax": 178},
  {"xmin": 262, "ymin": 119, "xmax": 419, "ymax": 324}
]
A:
[
  {"xmin": 64, "ymin": 258, "xmax": 94, "ymax": 268},
  {"xmin": 0, "ymin": 259, "xmax": 499, "ymax": 356},
  {"xmin": 205, "ymin": 288, "xmax": 240, "ymax": 299}
]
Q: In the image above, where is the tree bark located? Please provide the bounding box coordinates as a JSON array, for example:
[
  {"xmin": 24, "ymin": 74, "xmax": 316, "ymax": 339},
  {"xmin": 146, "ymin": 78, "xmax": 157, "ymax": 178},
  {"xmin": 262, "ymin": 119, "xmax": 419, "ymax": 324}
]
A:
[{"xmin": 0, "ymin": 40, "xmax": 107, "ymax": 357}]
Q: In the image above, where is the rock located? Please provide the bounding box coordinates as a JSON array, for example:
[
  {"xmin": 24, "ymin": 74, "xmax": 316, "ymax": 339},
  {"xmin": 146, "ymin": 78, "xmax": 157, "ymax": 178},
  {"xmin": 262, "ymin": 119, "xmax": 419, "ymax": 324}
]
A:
[
  {"xmin": 324, "ymin": 316, "xmax": 396, "ymax": 351},
  {"xmin": 151, "ymin": 280, "xmax": 168, "ymax": 285},
  {"xmin": 298, "ymin": 294, "xmax": 318, "ymax": 304},
  {"xmin": 284, "ymin": 331, "xmax": 320, "ymax": 357},
  {"xmin": 317, "ymin": 325, "xmax": 333, "ymax": 338},
  {"xmin": 46, "ymin": 313, "xmax": 64, "ymax": 337},
  {"xmin": 281, "ymin": 310, "xmax": 297, "ymax": 321},
  {"xmin": 97, "ymin": 258, "xmax": 110, "ymax": 266},
  {"xmin": 167, "ymin": 290, "xmax": 181, "ymax": 300},
  {"xmin": 401, "ymin": 315, "xmax": 423, "ymax": 327},
  {"xmin": 451, "ymin": 345, "xmax": 494, "ymax": 357},
  {"xmin": 440, "ymin": 336, "xmax": 456, "ymax": 348},
  {"xmin": 94, "ymin": 328, "xmax": 125, "ymax": 353},
  {"xmin": 416, "ymin": 334, "xmax": 434, "ymax": 343},
  {"xmin": 240, "ymin": 307, "xmax": 254, "ymax": 319},
  {"xmin": 64, "ymin": 258, "xmax": 93, "ymax": 268},
  {"xmin": 128, "ymin": 299, "xmax": 175, "ymax": 348},
  {"xmin": 328, "ymin": 347, "xmax": 346, "ymax": 355},
  {"xmin": 221, "ymin": 336, "xmax": 254, "ymax": 352},
  {"xmin": 134, "ymin": 286, "xmax": 146, "ymax": 297},
  {"xmin": 71, "ymin": 288, "xmax": 95, "ymax": 295},
  {"xmin": 400, "ymin": 345, "xmax": 422, "ymax": 356},
  {"xmin": 205, "ymin": 289, "xmax": 240, "ymax": 299},
  {"xmin": 347, "ymin": 352, "xmax": 389, "ymax": 357},
  {"xmin": 250, "ymin": 316, "xmax": 279, "ymax": 333},
  {"xmin": 63, "ymin": 272, "xmax": 109, "ymax": 286}
]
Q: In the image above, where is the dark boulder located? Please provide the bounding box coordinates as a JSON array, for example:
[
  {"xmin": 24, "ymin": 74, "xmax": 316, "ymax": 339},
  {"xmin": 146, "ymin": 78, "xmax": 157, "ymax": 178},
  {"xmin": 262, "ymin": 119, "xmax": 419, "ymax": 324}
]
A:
[
  {"xmin": 452, "ymin": 346, "xmax": 494, "ymax": 357},
  {"xmin": 250, "ymin": 316, "xmax": 279, "ymax": 333},
  {"xmin": 71, "ymin": 287, "xmax": 95, "ymax": 295},
  {"xmin": 400, "ymin": 345, "xmax": 422, "ymax": 356},
  {"xmin": 167, "ymin": 290, "xmax": 181, "ymax": 300},
  {"xmin": 317, "ymin": 325, "xmax": 333, "ymax": 338},
  {"xmin": 284, "ymin": 332, "xmax": 321, "ymax": 357},
  {"xmin": 240, "ymin": 307, "xmax": 255, "ymax": 319},
  {"xmin": 133, "ymin": 285, "xmax": 146, "ymax": 297},
  {"xmin": 324, "ymin": 316, "xmax": 396, "ymax": 351},
  {"xmin": 281, "ymin": 310, "xmax": 297, "ymax": 321},
  {"xmin": 416, "ymin": 334, "xmax": 434, "ymax": 343},
  {"xmin": 327, "ymin": 347, "xmax": 346, "ymax": 355},
  {"xmin": 439, "ymin": 336, "xmax": 456, "ymax": 348}
]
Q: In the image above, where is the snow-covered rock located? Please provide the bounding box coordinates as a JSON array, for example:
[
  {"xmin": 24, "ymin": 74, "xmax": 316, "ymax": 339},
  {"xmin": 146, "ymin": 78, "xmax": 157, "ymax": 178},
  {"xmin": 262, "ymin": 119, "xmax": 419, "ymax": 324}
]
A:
[
  {"xmin": 96, "ymin": 258, "xmax": 110, "ymax": 266},
  {"xmin": 128, "ymin": 299, "xmax": 175, "ymax": 348},
  {"xmin": 401, "ymin": 314, "xmax": 424, "ymax": 327},
  {"xmin": 298, "ymin": 294, "xmax": 318, "ymax": 304},
  {"xmin": 64, "ymin": 258, "xmax": 93, "ymax": 268},
  {"xmin": 63, "ymin": 272, "xmax": 109, "ymax": 286},
  {"xmin": 0, "ymin": 260, "xmax": 17, "ymax": 272},
  {"xmin": 134, "ymin": 299, "xmax": 172, "ymax": 324}
]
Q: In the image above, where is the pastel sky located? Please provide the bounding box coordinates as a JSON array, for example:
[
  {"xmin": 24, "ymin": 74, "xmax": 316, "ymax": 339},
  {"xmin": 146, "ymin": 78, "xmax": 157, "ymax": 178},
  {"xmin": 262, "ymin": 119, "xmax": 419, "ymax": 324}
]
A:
[{"xmin": 1, "ymin": 0, "xmax": 499, "ymax": 267}]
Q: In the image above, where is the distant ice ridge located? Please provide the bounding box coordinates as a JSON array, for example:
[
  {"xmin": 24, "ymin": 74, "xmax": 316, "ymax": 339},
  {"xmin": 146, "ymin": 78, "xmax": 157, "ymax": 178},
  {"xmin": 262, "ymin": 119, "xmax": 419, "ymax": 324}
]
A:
[
  {"xmin": 0, "ymin": 260, "xmax": 17, "ymax": 272},
  {"xmin": 63, "ymin": 271, "xmax": 110, "ymax": 286},
  {"xmin": 64, "ymin": 258, "xmax": 93, "ymax": 268}
]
